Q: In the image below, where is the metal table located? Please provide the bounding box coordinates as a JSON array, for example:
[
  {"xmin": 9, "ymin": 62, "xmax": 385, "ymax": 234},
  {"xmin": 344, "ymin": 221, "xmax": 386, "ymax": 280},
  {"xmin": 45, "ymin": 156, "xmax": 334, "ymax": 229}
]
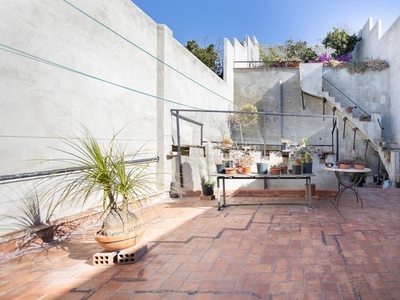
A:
[
  {"xmin": 321, "ymin": 166, "xmax": 371, "ymax": 208},
  {"xmin": 215, "ymin": 173, "xmax": 315, "ymax": 210}
]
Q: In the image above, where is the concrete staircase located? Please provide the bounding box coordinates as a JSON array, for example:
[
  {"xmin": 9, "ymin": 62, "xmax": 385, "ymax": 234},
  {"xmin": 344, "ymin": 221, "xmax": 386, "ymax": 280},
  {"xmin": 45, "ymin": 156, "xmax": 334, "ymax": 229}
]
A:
[{"xmin": 319, "ymin": 90, "xmax": 400, "ymax": 181}]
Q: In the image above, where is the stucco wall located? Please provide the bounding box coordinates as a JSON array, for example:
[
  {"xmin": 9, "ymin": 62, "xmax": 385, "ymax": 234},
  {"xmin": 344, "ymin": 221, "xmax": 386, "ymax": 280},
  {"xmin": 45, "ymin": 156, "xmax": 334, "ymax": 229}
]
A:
[
  {"xmin": 355, "ymin": 16, "xmax": 400, "ymax": 146},
  {"xmin": 0, "ymin": 0, "xmax": 232, "ymax": 234}
]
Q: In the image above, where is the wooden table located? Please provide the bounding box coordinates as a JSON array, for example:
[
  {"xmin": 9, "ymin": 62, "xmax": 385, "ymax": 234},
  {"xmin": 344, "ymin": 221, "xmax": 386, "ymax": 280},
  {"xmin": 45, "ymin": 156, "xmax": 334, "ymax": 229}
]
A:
[
  {"xmin": 215, "ymin": 173, "xmax": 315, "ymax": 210},
  {"xmin": 321, "ymin": 166, "xmax": 371, "ymax": 208}
]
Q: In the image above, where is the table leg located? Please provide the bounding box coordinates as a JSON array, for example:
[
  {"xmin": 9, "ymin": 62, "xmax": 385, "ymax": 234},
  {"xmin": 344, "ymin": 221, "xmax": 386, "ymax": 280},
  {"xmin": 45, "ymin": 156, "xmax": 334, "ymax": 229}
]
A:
[
  {"xmin": 217, "ymin": 177, "xmax": 221, "ymax": 210},
  {"xmin": 305, "ymin": 177, "xmax": 312, "ymax": 207},
  {"xmin": 222, "ymin": 178, "xmax": 226, "ymax": 206},
  {"xmin": 334, "ymin": 171, "xmax": 364, "ymax": 208}
]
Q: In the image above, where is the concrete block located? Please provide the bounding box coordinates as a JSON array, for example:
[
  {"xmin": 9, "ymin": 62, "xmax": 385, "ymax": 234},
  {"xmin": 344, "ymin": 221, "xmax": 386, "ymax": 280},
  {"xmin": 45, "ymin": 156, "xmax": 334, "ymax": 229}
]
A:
[
  {"xmin": 92, "ymin": 251, "xmax": 117, "ymax": 266},
  {"xmin": 117, "ymin": 240, "xmax": 147, "ymax": 264},
  {"xmin": 199, "ymin": 194, "xmax": 215, "ymax": 200}
]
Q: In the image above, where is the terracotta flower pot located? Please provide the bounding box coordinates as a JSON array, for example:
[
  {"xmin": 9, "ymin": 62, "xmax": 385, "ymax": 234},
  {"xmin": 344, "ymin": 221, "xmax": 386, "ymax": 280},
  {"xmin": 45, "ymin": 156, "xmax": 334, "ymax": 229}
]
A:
[
  {"xmin": 95, "ymin": 225, "xmax": 145, "ymax": 251},
  {"xmin": 270, "ymin": 168, "xmax": 281, "ymax": 175},
  {"xmin": 225, "ymin": 168, "xmax": 237, "ymax": 175},
  {"xmin": 339, "ymin": 164, "xmax": 351, "ymax": 169},
  {"xmin": 353, "ymin": 164, "xmax": 365, "ymax": 170},
  {"xmin": 242, "ymin": 167, "xmax": 251, "ymax": 174}
]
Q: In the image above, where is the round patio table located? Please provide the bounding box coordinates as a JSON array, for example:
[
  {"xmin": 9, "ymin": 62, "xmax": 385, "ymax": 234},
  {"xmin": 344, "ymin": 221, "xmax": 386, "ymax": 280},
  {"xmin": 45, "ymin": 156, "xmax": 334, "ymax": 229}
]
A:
[{"xmin": 322, "ymin": 166, "xmax": 371, "ymax": 208}]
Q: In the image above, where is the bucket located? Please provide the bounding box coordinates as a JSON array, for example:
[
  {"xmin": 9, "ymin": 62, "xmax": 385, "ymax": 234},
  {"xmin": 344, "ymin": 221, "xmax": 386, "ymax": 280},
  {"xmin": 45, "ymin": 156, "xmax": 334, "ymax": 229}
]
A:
[
  {"xmin": 216, "ymin": 164, "xmax": 225, "ymax": 173},
  {"xmin": 256, "ymin": 163, "xmax": 268, "ymax": 174}
]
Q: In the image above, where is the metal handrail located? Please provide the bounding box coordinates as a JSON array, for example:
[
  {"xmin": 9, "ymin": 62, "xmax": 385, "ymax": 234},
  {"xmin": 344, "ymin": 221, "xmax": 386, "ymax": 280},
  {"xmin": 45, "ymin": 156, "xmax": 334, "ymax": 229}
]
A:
[
  {"xmin": 323, "ymin": 77, "xmax": 371, "ymax": 118},
  {"xmin": 0, "ymin": 156, "xmax": 159, "ymax": 184}
]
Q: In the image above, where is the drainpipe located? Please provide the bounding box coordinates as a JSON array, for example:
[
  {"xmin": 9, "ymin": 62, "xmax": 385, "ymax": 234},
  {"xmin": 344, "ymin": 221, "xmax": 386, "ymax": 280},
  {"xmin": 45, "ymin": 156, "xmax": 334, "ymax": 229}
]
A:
[{"xmin": 279, "ymin": 80, "xmax": 283, "ymax": 142}]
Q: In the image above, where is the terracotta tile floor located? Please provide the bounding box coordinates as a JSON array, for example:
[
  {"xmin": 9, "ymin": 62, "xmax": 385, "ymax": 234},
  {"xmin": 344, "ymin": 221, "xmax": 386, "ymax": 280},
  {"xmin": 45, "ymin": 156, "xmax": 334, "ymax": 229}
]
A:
[{"xmin": 1, "ymin": 187, "xmax": 400, "ymax": 300}]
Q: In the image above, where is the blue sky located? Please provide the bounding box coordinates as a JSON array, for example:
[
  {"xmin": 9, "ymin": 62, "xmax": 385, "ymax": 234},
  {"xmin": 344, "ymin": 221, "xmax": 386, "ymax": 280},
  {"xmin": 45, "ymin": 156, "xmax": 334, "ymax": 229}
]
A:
[{"xmin": 132, "ymin": 0, "xmax": 400, "ymax": 47}]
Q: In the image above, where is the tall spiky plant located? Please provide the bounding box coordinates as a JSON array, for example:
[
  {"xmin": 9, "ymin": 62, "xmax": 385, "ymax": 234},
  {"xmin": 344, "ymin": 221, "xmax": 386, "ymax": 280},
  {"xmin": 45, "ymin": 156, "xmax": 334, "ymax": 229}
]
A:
[{"xmin": 49, "ymin": 128, "xmax": 160, "ymax": 237}]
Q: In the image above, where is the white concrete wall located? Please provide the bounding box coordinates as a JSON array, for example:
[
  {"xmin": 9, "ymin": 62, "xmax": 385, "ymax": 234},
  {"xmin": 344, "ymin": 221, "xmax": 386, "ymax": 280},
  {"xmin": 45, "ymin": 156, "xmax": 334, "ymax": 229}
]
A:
[
  {"xmin": 355, "ymin": 16, "xmax": 400, "ymax": 149},
  {"xmin": 0, "ymin": 0, "xmax": 232, "ymax": 234}
]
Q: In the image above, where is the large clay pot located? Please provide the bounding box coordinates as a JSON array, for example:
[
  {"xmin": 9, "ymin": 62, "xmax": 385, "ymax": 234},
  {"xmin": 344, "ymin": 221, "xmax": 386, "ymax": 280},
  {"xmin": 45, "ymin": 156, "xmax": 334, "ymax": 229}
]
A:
[
  {"xmin": 95, "ymin": 225, "xmax": 145, "ymax": 251},
  {"xmin": 95, "ymin": 207, "xmax": 146, "ymax": 251}
]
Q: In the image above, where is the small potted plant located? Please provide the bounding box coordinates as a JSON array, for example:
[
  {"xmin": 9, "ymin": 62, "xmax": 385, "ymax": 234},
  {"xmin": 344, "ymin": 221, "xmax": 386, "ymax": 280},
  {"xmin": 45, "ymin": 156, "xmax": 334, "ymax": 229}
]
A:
[
  {"xmin": 221, "ymin": 137, "xmax": 233, "ymax": 148},
  {"xmin": 240, "ymin": 153, "xmax": 255, "ymax": 174},
  {"xmin": 353, "ymin": 160, "xmax": 366, "ymax": 170},
  {"xmin": 292, "ymin": 160, "xmax": 302, "ymax": 175},
  {"xmin": 336, "ymin": 159, "xmax": 354, "ymax": 169},
  {"xmin": 302, "ymin": 152, "xmax": 313, "ymax": 173},
  {"xmin": 269, "ymin": 164, "xmax": 281, "ymax": 175},
  {"xmin": 395, "ymin": 174, "xmax": 400, "ymax": 188},
  {"xmin": 201, "ymin": 180, "xmax": 215, "ymax": 196}
]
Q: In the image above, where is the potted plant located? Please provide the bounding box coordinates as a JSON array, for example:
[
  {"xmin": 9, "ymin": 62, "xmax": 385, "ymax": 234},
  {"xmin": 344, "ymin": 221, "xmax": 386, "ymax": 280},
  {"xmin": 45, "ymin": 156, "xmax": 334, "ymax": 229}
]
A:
[
  {"xmin": 221, "ymin": 137, "xmax": 233, "ymax": 148},
  {"xmin": 353, "ymin": 160, "xmax": 366, "ymax": 170},
  {"xmin": 292, "ymin": 160, "xmax": 302, "ymax": 175},
  {"xmin": 395, "ymin": 174, "xmax": 400, "ymax": 188},
  {"xmin": 201, "ymin": 180, "xmax": 215, "ymax": 196},
  {"xmin": 199, "ymin": 142, "xmax": 217, "ymax": 196},
  {"xmin": 336, "ymin": 159, "xmax": 354, "ymax": 169},
  {"xmin": 281, "ymin": 138, "xmax": 291, "ymax": 150},
  {"xmin": 280, "ymin": 162, "xmax": 288, "ymax": 174},
  {"xmin": 345, "ymin": 106, "xmax": 354, "ymax": 114},
  {"xmin": 0, "ymin": 188, "xmax": 58, "ymax": 246},
  {"xmin": 269, "ymin": 164, "xmax": 281, "ymax": 175},
  {"xmin": 240, "ymin": 154, "xmax": 255, "ymax": 174},
  {"xmin": 47, "ymin": 129, "xmax": 159, "ymax": 251},
  {"xmin": 229, "ymin": 104, "xmax": 258, "ymax": 144},
  {"xmin": 302, "ymin": 152, "xmax": 313, "ymax": 173}
]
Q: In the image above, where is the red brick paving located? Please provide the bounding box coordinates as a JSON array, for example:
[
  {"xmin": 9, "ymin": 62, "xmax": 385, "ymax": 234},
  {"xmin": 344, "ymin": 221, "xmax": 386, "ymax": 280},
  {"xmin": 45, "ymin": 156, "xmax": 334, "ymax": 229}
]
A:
[{"xmin": 0, "ymin": 187, "xmax": 400, "ymax": 299}]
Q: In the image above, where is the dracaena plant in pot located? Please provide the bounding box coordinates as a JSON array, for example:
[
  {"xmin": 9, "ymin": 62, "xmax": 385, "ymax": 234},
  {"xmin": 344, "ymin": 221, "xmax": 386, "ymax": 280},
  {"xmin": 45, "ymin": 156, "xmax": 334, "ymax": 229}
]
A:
[{"xmin": 46, "ymin": 128, "xmax": 160, "ymax": 251}]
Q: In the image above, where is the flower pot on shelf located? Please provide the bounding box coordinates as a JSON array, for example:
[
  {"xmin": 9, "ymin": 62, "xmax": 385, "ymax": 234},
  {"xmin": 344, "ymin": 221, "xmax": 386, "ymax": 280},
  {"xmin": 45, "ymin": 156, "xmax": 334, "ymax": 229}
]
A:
[
  {"xmin": 216, "ymin": 164, "xmax": 226, "ymax": 173},
  {"xmin": 225, "ymin": 168, "xmax": 237, "ymax": 175},
  {"xmin": 242, "ymin": 167, "xmax": 251, "ymax": 174},
  {"xmin": 292, "ymin": 165, "xmax": 302, "ymax": 175},
  {"xmin": 281, "ymin": 165, "xmax": 288, "ymax": 174},
  {"xmin": 256, "ymin": 162, "xmax": 268, "ymax": 174},
  {"xmin": 270, "ymin": 168, "xmax": 281, "ymax": 175},
  {"xmin": 353, "ymin": 164, "xmax": 365, "ymax": 170},
  {"xmin": 338, "ymin": 164, "xmax": 351, "ymax": 169},
  {"xmin": 302, "ymin": 162, "xmax": 313, "ymax": 174}
]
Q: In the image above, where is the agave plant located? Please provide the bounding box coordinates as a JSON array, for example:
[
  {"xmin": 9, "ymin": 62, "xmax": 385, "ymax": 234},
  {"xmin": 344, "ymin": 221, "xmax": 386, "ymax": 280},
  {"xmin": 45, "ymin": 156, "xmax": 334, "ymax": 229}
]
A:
[{"xmin": 48, "ymin": 128, "xmax": 160, "ymax": 239}]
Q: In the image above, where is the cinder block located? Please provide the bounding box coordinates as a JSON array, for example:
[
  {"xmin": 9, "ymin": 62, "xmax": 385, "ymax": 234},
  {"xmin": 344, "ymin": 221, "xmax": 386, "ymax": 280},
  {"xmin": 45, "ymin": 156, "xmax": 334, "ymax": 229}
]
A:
[
  {"xmin": 199, "ymin": 194, "xmax": 215, "ymax": 200},
  {"xmin": 117, "ymin": 240, "xmax": 147, "ymax": 264},
  {"xmin": 92, "ymin": 251, "xmax": 117, "ymax": 266}
]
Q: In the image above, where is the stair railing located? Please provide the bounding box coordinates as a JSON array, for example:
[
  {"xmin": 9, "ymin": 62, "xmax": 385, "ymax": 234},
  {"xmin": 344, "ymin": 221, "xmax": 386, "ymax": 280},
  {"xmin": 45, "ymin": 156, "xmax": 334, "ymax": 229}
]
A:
[{"xmin": 323, "ymin": 77, "xmax": 371, "ymax": 118}]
